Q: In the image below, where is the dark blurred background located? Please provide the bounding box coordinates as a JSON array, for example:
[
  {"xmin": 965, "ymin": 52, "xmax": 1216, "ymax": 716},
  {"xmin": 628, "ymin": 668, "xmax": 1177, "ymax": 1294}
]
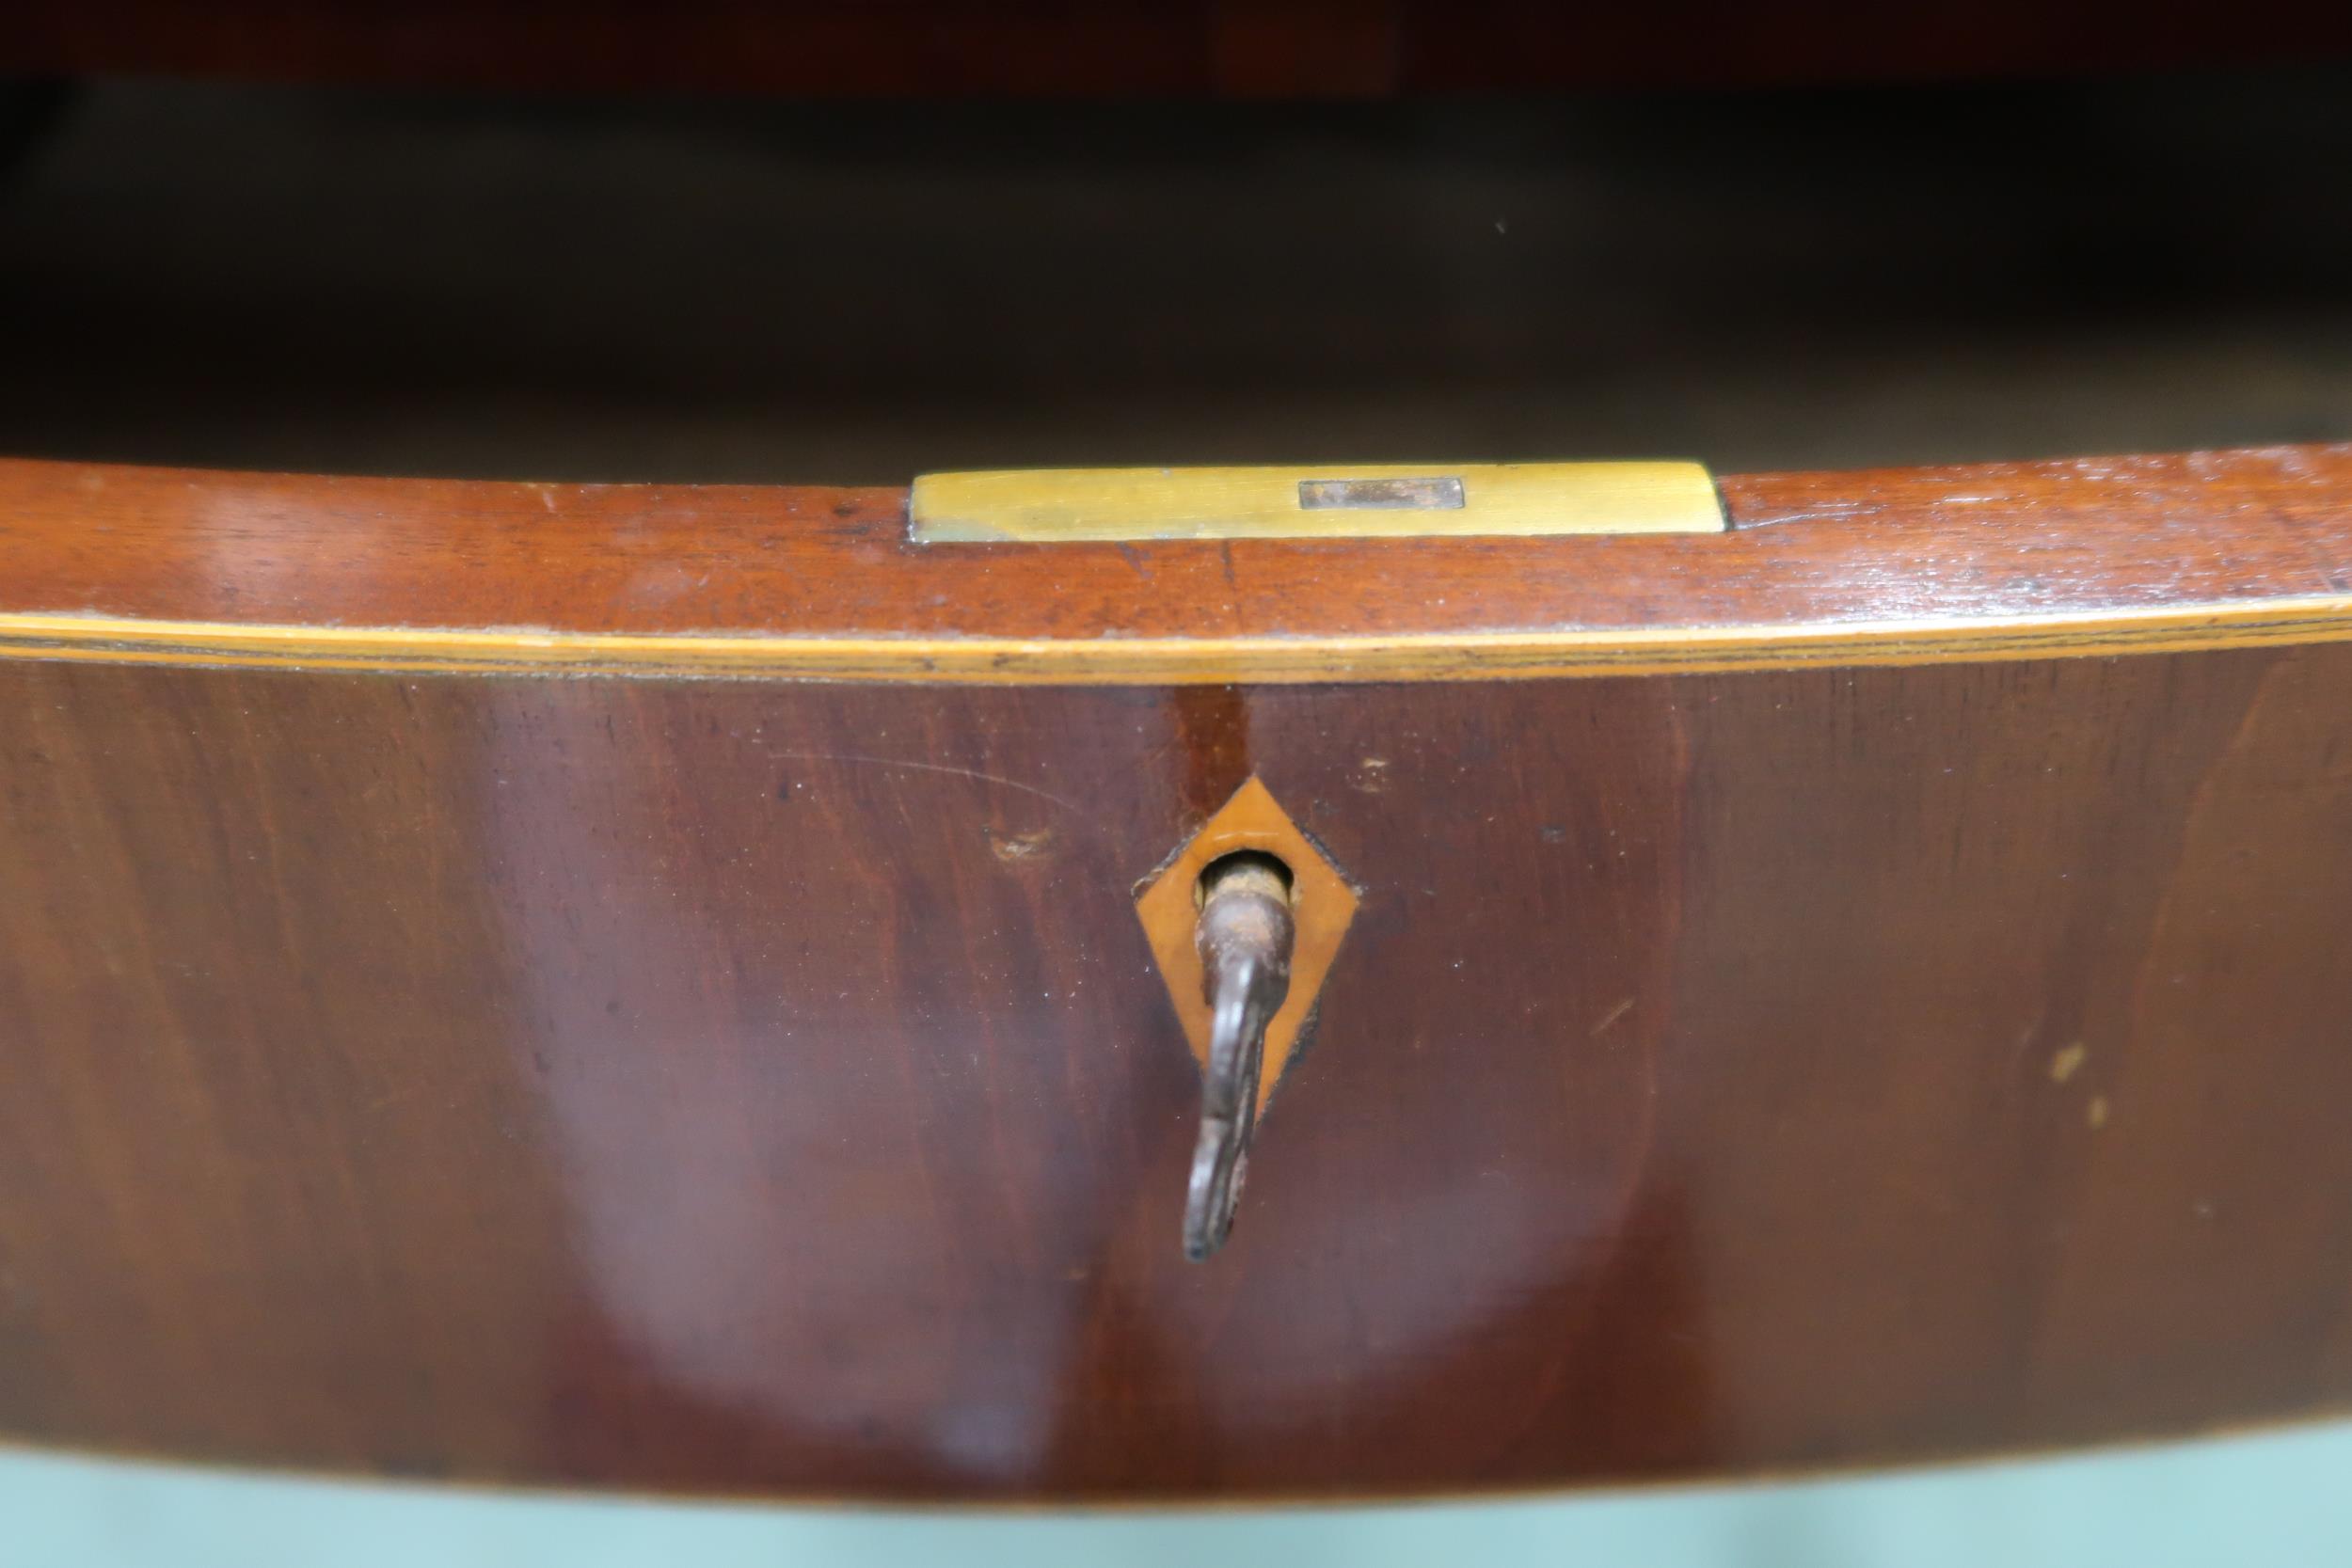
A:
[{"xmin": 0, "ymin": 67, "xmax": 2348, "ymax": 483}]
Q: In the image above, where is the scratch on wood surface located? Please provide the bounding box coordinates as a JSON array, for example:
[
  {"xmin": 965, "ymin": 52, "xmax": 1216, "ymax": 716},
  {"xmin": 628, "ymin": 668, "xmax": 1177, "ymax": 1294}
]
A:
[{"xmin": 772, "ymin": 752, "xmax": 1079, "ymax": 812}]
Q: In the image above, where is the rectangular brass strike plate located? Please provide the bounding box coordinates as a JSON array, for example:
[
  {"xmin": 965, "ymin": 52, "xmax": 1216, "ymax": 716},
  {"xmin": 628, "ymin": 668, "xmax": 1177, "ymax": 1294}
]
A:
[{"xmin": 908, "ymin": 461, "xmax": 1724, "ymax": 543}]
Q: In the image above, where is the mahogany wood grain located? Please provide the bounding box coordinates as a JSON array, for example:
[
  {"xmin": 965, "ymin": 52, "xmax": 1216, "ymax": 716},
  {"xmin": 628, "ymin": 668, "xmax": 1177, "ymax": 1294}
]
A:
[
  {"xmin": 2, "ymin": 444, "xmax": 2352, "ymax": 1497},
  {"xmin": 0, "ymin": 445, "xmax": 2348, "ymax": 657},
  {"xmin": 2, "ymin": 648, "xmax": 2351, "ymax": 1498}
]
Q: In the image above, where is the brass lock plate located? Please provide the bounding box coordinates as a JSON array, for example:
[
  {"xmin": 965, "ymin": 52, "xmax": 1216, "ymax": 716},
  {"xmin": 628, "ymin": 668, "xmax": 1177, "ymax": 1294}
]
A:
[{"xmin": 910, "ymin": 461, "xmax": 1724, "ymax": 543}]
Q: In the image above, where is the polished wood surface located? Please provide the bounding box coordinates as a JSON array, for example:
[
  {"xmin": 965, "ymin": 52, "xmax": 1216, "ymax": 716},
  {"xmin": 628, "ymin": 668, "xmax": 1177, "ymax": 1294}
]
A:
[
  {"xmin": 3, "ymin": 640, "xmax": 2352, "ymax": 1498},
  {"xmin": 6, "ymin": 37, "xmax": 2348, "ymax": 1501},
  {"xmin": 2, "ymin": 446, "xmax": 2352, "ymax": 681}
]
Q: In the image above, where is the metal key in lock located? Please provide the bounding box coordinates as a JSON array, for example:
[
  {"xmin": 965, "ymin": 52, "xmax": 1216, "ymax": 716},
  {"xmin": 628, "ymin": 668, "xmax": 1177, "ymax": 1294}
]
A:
[
  {"xmin": 1184, "ymin": 853, "xmax": 1295, "ymax": 1261},
  {"xmin": 1134, "ymin": 777, "xmax": 1358, "ymax": 1264}
]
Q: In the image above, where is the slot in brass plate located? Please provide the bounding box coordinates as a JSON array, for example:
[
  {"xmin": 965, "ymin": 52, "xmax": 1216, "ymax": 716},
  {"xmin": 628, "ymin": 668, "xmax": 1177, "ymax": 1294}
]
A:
[{"xmin": 910, "ymin": 461, "xmax": 1724, "ymax": 543}]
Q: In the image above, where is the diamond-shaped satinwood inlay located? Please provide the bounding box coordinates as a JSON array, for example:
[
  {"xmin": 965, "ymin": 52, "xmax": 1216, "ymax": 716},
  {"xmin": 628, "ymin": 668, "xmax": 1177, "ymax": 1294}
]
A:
[{"xmin": 1135, "ymin": 777, "xmax": 1359, "ymax": 1113}]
